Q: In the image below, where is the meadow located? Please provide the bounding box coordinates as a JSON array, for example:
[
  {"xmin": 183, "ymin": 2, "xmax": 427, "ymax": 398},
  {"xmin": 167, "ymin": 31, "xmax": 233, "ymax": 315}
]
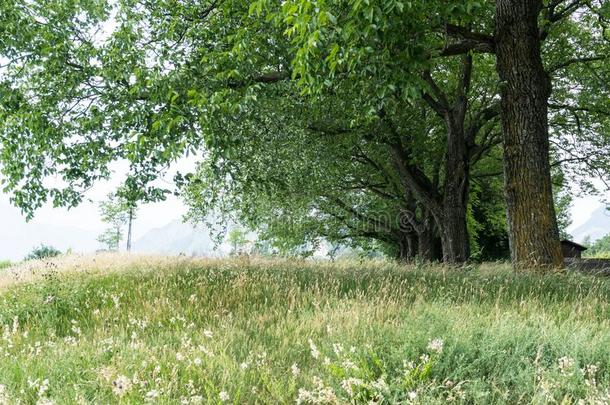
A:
[{"xmin": 1, "ymin": 255, "xmax": 610, "ymax": 404}]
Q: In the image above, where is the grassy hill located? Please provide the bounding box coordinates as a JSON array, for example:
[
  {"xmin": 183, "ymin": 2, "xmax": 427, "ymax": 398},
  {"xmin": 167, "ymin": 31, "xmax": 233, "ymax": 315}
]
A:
[{"xmin": 1, "ymin": 256, "xmax": 610, "ymax": 403}]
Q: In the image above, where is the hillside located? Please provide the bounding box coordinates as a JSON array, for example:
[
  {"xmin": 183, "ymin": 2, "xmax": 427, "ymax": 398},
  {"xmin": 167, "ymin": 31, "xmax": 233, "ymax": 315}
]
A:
[
  {"xmin": 571, "ymin": 205, "xmax": 610, "ymax": 243},
  {"xmin": 133, "ymin": 219, "xmax": 229, "ymax": 256},
  {"xmin": 1, "ymin": 256, "xmax": 610, "ymax": 403}
]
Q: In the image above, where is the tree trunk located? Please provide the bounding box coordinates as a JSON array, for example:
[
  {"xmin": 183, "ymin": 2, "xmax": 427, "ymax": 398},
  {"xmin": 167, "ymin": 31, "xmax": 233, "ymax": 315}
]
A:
[
  {"xmin": 126, "ymin": 207, "xmax": 133, "ymax": 252},
  {"xmin": 495, "ymin": 0, "xmax": 563, "ymax": 268},
  {"xmin": 396, "ymin": 231, "xmax": 417, "ymax": 262},
  {"xmin": 440, "ymin": 117, "xmax": 471, "ymax": 263},
  {"xmin": 417, "ymin": 214, "xmax": 436, "ymax": 262}
]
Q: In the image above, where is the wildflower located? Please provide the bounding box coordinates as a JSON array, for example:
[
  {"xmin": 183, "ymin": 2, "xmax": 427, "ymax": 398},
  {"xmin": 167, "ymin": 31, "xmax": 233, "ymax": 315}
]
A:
[
  {"xmin": 176, "ymin": 352, "xmax": 185, "ymax": 361},
  {"xmin": 219, "ymin": 391, "xmax": 229, "ymax": 402},
  {"xmin": 341, "ymin": 378, "xmax": 364, "ymax": 396},
  {"xmin": 190, "ymin": 395, "xmax": 204, "ymax": 403},
  {"xmin": 332, "ymin": 343, "xmax": 343, "ymax": 356},
  {"xmin": 36, "ymin": 399, "xmax": 55, "ymax": 405},
  {"xmin": 308, "ymin": 339, "xmax": 320, "ymax": 359},
  {"xmin": 427, "ymin": 338, "xmax": 444, "ymax": 354},
  {"xmin": 408, "ymin": 391, "xmax": 417, "ymax": 400},
  {"xmin": 112, "ymin": 375, "xmax": 132, "ymax": 397},
  {"xmin": 99, "ymin": 366, "xmax": 114, "ymax": 382},
  {"xmin": 145, "ymin": 390, "xmax": 159, "ymax": 401},
  {"xmin": 291, "ymin": 363, "xmax": 300, "ymax": 376},
  {"xmin": 240, "ymin": 361, "xmax": 249, "ymax": 370},
  {"xmin": 342, "ymin": 359, "xmax": 358, "ymax": 371},
  {"xmin": 558, "ymin": 356, "xmax": 575, "ymax": 374},
  {"xmin": 193, "ymin": 357, "xmax": 202, "ymax": 366},
  {"xmin": 372, "ymin": 377, "xmax": 389, "ymax": 393},
  {"xmin": 203, "ymin": 330, "xmax": 213, "ymax": 338},
  {"xmin": 38, "ymin": 379, "xmax": 49, "ymax": 397}
]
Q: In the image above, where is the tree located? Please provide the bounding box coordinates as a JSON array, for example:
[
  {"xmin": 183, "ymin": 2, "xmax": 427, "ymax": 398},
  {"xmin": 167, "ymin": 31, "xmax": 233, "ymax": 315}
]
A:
[
  {"xmin": 182, "ymin": 86, "xmax": 510, "ymax": 262},
  {"xmin": 97, "ymin": 193, "xmax": 129, "ymax": 251},
  {"xmin": 25, "ymin": 245, "xmax": 61, "ymax": 261},
  {"xmin": 494, "ymin": 0, "xmax": 562, "ymax": 267},
  {"xmin": 584, "ymin": 234, "xmax": 610, "ymax": 258},
  {"xmin": 260, "ymin": 0, "xmax": 609, "ymax": 267},
  {"xmin": 226, "ymin": 228, "xmax": 249, "ymax": 256},
  {"xmin": 2, "ymin": 0, "xmax": 609, "ymax": 267}
]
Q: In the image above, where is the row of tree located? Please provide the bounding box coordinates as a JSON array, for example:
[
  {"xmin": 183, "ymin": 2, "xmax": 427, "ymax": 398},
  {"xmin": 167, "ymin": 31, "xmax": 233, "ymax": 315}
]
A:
[{"xmin": 1, "ymin": 0, "xmax": 610, "ymax": 267}]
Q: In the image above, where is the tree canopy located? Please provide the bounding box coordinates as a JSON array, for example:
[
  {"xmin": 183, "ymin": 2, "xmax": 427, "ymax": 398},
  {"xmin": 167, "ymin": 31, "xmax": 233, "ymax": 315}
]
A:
[{"xmin": 1, "ymin": 0, "xmax": 609, "ymax": 266}]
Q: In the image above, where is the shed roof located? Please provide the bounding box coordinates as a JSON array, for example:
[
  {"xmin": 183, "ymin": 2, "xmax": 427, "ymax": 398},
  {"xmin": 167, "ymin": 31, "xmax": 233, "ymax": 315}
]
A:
[{"xmin": 561, "ymin": 240, "xmax": 588, "ymax": 251}]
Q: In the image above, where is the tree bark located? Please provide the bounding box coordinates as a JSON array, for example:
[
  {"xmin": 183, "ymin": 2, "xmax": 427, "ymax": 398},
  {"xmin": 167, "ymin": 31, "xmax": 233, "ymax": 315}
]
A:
[
  {"xmin": 417, "ymin": 209, "xmax": 437, "ymax": 261},
  {"xmin": 396, "ymin": 231, "xmax": 417, "ymax": 262},
  {"xmin": 126, "ymin": 207, "xmax": 133, "ymax": 252},
  {"xmin": 440, "ymin": 115, "xmax": 471, "ymax": 263},
  {"xmin": 495, "ymin": 0, "xmax": 563, "ymax": 268}
]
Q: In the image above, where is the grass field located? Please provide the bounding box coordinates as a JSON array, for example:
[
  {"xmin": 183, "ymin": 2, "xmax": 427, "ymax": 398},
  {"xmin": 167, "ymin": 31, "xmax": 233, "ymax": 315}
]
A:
[{"xmin": 1, "ymin": 255, "xmax": 610, "ymax": 404}]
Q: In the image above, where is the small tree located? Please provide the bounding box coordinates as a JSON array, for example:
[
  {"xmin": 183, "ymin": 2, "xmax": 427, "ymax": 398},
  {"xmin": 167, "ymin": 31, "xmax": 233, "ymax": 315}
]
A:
[
  {"xmin": 97, "ymin": 193, "xmax": 129, "ymax": 251},
  {"xmin": 25, "ymin": 244, "xmax": 61, "ymax": 260},
  {"xmin": 227, "ymin": 228, "xmax": 249, "ymax": 256}
]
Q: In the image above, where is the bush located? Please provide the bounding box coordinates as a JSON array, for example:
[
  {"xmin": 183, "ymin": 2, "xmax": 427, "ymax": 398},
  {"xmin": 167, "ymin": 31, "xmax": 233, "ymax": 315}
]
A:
[
  {"xmin": 25, "ymin": 245, "xmax": 61, "ymax": 261},
  {"xmin": 0, "ymin": 260, "xmax": 11, "ymax": 270}
]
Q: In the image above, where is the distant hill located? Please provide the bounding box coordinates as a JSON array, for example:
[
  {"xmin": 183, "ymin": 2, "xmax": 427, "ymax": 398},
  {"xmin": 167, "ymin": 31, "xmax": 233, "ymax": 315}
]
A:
[
  {"xmin": 571, "ymin": 206, "xmax": 610, "ymax": 243},
  {"xmin": 133, "ymin": 219, "xmax": 230, "ymax": 257}
]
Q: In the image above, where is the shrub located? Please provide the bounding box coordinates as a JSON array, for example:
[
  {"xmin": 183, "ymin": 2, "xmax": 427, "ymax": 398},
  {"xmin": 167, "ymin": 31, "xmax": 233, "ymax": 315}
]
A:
[
  {"xmin": 0, "ymin": 260, "xmax": 11, "ymax": 270},
  {"xmin": 25, "ymin": 245, "xmax": 61, "ymax": 261}
]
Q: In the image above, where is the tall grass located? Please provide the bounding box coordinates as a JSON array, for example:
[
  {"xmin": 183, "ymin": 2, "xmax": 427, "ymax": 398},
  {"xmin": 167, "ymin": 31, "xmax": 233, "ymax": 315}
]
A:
[{"xmin": 0, "ymin": 255, "xmax": 610, "ymax": 403}]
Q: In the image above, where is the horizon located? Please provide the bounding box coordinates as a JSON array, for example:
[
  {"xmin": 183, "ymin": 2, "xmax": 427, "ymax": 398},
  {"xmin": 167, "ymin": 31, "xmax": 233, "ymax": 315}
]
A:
[{"xmin": 1, "ymin": 187, "xmax": 608, "ymax": 261}]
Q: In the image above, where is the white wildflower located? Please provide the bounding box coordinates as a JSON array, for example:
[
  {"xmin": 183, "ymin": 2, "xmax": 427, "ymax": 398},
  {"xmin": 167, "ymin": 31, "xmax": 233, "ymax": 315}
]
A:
[
  {"xmin": 558, "ymin": 356, "xmax": 575, "ymax": 374},
  {"xmin": 332, "ymin": 343, "xmax": 343, "ymax": 356},
  {"xmin": 341, "ymin": 378, "xmax": 364, "ymax": 397},
  {"xmin": 193, "ymin": 357, "xmax": 202, "ymax": 366},
  {"xmin": 203, "ymin": 330, "xmax": 213, "ymax": 338},
  {"xmin": 112, "ymin": 375, "xmax": 132, "ymax": 397},
  {"xmin": 291, "ymin": 363, "xmax": 300, "ymax": 376},
  {"xmin": 145, "ymin": 389, "xmax": 159, "ymax": 401},
  {"xmin": 219, "ymin": 391, "xmax": 229, "ymax": 402},
  {"xmin": 308, "ymin": 339, "xmax": 320, "ymax": 359},
  {"xmin": 427, "ymin": 338, "xmax": 444, "ymax": 354}
]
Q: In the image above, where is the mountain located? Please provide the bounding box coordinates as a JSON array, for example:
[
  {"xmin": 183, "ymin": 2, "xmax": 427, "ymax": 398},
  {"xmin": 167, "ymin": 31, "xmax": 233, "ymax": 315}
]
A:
[
  {"xmin": 571, "ymin": 206, "xmax": 610, "ymax": 243},
  {"xmin": 0, "ymin": 202, "xmax": 99, "ymax": 261},
  {"xmin": 133, "ymin": 219, "xmax": 230, "ymax": 256}
]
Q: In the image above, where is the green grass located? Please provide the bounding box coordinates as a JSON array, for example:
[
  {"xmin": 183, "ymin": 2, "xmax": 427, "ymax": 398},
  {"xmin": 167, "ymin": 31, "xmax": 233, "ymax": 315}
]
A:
[
  {"xmin": 0, "ymin": 260, "xmax": 11, "ymax": 271},
  {"xmin": 1, "ymin": 256, "xmax": 610, "ymax": 404}
]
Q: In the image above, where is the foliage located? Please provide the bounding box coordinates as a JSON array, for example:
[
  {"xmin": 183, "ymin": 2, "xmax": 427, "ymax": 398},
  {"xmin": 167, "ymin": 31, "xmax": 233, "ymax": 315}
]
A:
[
  {"xmin": 3, "ymin": 257, "xmax": 610, "ymax": 402},
  {"xmin": 1, "ymin": 0, "xmax": 609, "ymax": 264},
  {"xmin": 0, "ymin": 260, "xmax": 11, "ymax": 271},
  {"xmin": 24, "ymin": 245, "xmax": 61, "ymax": 261},
  {"xmin": 96, "ymin": 193, "xmax": 130, "ymax": 251},
  {"xmin": 584, "ymin": 233, "xmax": 610, "ymax": 258},
  {"xmin": 226, "ymin": 227, "xmax": 249, "ymax": 255}
]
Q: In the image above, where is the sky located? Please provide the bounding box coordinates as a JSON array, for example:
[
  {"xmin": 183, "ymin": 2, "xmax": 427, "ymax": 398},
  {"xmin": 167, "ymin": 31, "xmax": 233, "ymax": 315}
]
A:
[{"xmin": 0, "ymin": 158, "xmax": 199, "ymax": 260}]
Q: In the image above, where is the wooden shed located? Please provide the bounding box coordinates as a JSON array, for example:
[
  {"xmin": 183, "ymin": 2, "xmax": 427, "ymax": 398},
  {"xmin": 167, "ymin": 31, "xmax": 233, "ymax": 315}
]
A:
[{"xmin": 561, "ymin": 240, "xmax": 587, "ymax": 259}]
